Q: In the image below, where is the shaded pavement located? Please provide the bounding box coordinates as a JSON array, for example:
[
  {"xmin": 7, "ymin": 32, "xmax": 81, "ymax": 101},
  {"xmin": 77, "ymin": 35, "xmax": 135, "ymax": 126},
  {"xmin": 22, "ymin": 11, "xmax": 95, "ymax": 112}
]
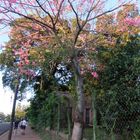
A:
[{"xmin": 0, "ymin": 126, "xmax": 41, "ymax": 140}]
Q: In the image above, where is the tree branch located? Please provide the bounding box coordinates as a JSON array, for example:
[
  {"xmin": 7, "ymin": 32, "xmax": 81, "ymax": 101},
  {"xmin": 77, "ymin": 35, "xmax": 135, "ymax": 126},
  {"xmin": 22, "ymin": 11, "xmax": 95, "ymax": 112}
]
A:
[
  {"xmin": 68, "ymin": 0, "xmax": 81, "ymax": 29},
  {"xmin": 54, "ymin": 0, "xmax": 65, "ymax": 25},
  {"xmin": 87, "ymin": 4, "xmax": 125, "ymax": 22},
  {"xmin": 0, "ymin": 6, "xmax": 53, "ymax": 30},
  {"xmin": 35, "ymin": 0, "xmax": 55, "ymax": 27}
]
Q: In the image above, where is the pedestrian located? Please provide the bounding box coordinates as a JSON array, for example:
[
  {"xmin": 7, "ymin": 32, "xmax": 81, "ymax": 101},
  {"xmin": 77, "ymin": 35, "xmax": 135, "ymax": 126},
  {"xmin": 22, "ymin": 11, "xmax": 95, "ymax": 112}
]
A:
[
  {"xmin": 14, "ymin": 119, "xmax": 20, "ymax": 135},
  {"xmin": 19, "ymin": 118, "xmax": 28, "ymax": 135}
]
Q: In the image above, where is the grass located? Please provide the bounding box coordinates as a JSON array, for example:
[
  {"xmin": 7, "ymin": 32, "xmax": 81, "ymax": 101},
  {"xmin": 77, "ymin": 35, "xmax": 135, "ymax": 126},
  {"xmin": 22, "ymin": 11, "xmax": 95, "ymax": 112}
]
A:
[
  {"xmin": 83, "ymin": 127, "xmax": 134, "ymax": 140},
  {"xmin": 83, "ymin": 127, "xmax": 110, "ymax": 140},
  {"xmin": 39, "ymin": 130, "xmax": 51, "ymax": 140},
  {"xmin": 38, "ymin": 129, "xmax": 65, "ymax": 140},
  {"xmin": 37, "ymin": 126, "xmax": 134, "ymax": 140}
]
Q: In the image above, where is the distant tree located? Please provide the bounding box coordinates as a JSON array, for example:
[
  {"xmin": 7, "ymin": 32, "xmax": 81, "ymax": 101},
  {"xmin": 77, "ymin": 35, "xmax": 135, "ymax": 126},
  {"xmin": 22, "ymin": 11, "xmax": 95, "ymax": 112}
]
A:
[
  {"xmin": 0, "ymin": 112, "xmax": 6, "ymax": 120},
  {"xmin": 15, "ymin": 103, "xmax": 27, "ymax": 119},
  {"xmin": 5, "ymin": 114, "xmax": 11, "ymax": 122}
]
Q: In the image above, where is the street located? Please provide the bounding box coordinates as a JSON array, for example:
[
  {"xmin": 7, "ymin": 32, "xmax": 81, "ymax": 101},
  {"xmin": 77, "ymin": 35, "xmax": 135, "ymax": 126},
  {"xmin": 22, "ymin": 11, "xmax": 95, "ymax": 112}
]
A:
[{"xmin": 0, "ymin": 122, "xmax": 10, "ymax": 135}]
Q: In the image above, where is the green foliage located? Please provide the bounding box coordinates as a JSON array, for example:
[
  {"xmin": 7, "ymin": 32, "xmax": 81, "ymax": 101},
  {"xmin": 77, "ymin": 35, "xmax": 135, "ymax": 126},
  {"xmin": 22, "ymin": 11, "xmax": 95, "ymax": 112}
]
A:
[
  {"xmin": 26, "ymin": 73, "xmax": 59, "ymax": 129},
  {"xmin": 96, "ymin": 35, "xmax": 140, "ymax": 137},
  {"xmin": 27, "ymin": 90, "xmax": 62, "ymax": 130},
  {"xmin": 5, "ymin": 114, "xmax": 11, "ymax": 122},
  {"xmin": 15, "ymin": 103, "xmax": 27, "ymax": 119},
  {"xmin": 37, "ymin": 93, "xmax": 59, "ymax": 130},
  {"xmin": 132, "ymin": 119, "xmax": 140, "ymax": 140},
  {"xmin": 0, "ymin": 112, "xmax": 6, "ymax": 120}
]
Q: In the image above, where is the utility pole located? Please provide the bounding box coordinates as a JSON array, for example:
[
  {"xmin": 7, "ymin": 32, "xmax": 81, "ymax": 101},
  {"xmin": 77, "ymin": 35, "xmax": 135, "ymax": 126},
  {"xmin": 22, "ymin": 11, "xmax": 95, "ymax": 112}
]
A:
[{"xmin": 8, "ymin": 77, "xmax": 20, "ymax": 140}]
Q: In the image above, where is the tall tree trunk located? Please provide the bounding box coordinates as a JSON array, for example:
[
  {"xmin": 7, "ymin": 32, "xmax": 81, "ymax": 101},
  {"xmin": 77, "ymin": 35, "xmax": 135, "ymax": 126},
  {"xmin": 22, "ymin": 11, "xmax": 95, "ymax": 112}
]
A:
[
  {"xmin": 71, "ymin": 58, "xmax": 84, "ymax": 140},
  {"xmin": 8, "ymin": 77, "xmax": 20, "ymax": 140}
]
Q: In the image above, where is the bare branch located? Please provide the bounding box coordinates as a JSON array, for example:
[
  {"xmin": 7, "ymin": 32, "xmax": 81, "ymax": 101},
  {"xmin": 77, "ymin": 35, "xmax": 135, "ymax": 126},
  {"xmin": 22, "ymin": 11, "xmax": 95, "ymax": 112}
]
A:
[
  {"xmin": 46, "ymin": 0, "xmax": 56, "ymax": 17},
  {"xmin": 15, "ymin": 1, "xmax": 39, "ymax": 8},
  {"xmin": 35, "ymin": 0, "xmax": 55, "ymax": 27},
  {"xmin": 68, "ymin": 0, "xmax": 81, "ymax": 29},
  {"xmin": 0, "ymin": 6, "xmax": 53, "ymax": 30},
  {"xmin": 80, "ymin": 0, "xmax": 101, "ymax": 29},
  {"xmin": 87, "ymin": 4, "xmax": 125, "ymax": 22},
  {"xmin": 54, "ymin": 0, "xmax": 65, "ymax": 25}
]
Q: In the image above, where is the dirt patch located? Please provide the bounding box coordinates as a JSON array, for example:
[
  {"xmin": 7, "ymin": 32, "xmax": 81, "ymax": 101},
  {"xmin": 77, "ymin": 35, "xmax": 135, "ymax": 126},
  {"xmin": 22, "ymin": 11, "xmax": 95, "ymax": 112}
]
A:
[{"xmin": 40, "ymin": 129, "xmax": 68, "ymax": 140}]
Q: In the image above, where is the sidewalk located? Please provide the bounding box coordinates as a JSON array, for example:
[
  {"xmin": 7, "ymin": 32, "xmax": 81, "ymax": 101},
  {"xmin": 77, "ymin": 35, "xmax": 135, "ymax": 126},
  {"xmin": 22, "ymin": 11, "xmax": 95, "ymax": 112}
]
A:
[{"xmin": 0, "ymin": 126, "xmax": 41, "ymax": 140}]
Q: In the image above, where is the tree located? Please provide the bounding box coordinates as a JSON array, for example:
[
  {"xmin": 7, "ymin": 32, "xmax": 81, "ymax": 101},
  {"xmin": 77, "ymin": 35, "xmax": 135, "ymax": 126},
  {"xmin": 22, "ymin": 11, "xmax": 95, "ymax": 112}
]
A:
[
  {"xmin": 95, "ymin": 4, "xmax": 140, "ymax": 47},
  {"xmin": 0, "ymin": 1, "xmax": 139, "ymax": 140},
  {"xmin": 0, "ymin": 112, "xmax": 5, "ymax": 121},
  {"xmin": 5, "ymin": 114, "xmax": 11, "ymax": 122},
  {"xmin": 15, "ymin": 103, "xmax": 27, "ymax": 119}
]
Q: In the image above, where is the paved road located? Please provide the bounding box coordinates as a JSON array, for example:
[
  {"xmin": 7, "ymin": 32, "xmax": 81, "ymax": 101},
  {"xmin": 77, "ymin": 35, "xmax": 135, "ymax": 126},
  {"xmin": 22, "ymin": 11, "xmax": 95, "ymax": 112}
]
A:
[{"xmin": 0, "ymin": 122, "xmax": 10, "ymax": 135}]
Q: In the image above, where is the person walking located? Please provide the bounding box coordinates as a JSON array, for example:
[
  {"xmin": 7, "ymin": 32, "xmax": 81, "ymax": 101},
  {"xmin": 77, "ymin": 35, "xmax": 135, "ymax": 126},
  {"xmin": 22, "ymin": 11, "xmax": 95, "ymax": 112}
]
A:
[
  {"xmin": 19, "ymin": 118, "xmax": 28, "ymax": 135},
  {"xmin": 14, "ymin": 119, "xmax": 20, "ymax": 135}
]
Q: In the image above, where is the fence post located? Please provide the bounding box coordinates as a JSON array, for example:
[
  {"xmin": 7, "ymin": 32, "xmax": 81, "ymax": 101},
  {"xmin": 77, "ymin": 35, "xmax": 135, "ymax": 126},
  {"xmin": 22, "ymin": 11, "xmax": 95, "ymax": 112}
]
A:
[
  {"xmin": 92, "ymin": 91, "xmax": 96, "ymax": 140},
  {"xmin": 67, "ymin": 107, "xmax": 71, "ymax": 140},
  {"xmin": 57, "ymin": 102, "xmax": 60, "ymax": 134}
]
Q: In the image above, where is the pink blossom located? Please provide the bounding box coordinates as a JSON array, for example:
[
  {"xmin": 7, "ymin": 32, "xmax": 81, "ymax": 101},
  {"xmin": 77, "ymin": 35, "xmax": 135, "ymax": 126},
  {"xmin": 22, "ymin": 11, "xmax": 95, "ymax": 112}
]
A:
[
  {"xmin": 25, "ymin": 59, "xmax": 30, "ymax": 65},
  {"xmin": 91, "ymin": 72, "xmax": 98, "ymax": 79},
  {"xmin": 124, "ymin": 17, "xmax": 140, "ymax": 26},
  {"xmin": 9, "ymin": 0, "xmax": 17, "ymax": 3},
  {"xmin": 32, "ymin": 61, "xmax": 36, "ymax": 66}
]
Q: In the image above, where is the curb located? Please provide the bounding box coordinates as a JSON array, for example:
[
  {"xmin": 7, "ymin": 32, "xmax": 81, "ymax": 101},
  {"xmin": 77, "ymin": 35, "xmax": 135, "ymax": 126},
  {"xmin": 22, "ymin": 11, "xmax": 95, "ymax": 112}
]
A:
[{"xmin": 0, "ymin": 130, "xmax": 9, "ymax": 138}]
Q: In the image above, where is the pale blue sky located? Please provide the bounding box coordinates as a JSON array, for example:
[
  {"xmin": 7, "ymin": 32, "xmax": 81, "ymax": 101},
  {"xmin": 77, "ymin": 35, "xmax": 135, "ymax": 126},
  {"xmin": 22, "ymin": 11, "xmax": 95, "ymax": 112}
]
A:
[{"xmin": 0, "ymin": 27, "xmax": 9, "ymax": 44}]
